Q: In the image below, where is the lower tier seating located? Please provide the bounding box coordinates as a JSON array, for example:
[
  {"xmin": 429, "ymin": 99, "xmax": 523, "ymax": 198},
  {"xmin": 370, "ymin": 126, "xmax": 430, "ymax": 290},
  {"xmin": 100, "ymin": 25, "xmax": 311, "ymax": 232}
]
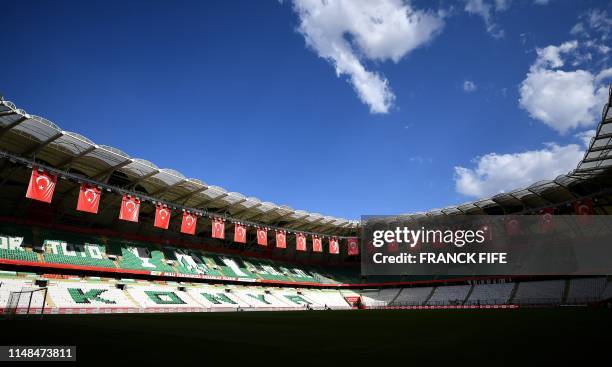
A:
[
  {"xmin": 2, "ymin": 274, "xmax": 609, "ymax": 314},
  {"xmin": 512, "ymin": 280, "xmax": 565, "ymax": 305}
]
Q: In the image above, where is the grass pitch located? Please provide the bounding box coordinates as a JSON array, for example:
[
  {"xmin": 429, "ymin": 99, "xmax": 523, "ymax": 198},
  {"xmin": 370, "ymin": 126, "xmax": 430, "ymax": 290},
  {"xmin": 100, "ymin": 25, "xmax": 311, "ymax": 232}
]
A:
[{"xmin": 2, "ymin": 308, "xmax": 611, "ymax": 364}]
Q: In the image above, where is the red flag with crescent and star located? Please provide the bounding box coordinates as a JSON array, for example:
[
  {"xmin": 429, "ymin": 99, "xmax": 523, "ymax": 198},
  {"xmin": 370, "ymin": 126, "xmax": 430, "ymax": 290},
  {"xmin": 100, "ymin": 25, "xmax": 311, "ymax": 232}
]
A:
[
  {"xmin": 154, "ymin": 204, "xmax": 171, "ymax": 230},
  {"xmin": 540, "ymin": 207, "xmax": 554, "ymax": 232},
  {"xmin": 76, "ymin": 183, "xmax": 101, "ymax": 214},
  {"xmin": 347, "ymin": 237, "xmax": 359, "ymax": 255},
  {"xmin": 573, "ymin": 198, "xmax": 594, "ymax": 225},
  {"xmin": 256, "ymin": 227, "xmax": 267, "ymax": 246},
  {"xmin": 26, "ymin": 168, "xmax": 57, "ymax": 203},
  {"xmin": 212, "ymin": 217, "xmax": 225, "ymax": 239},
  {"xmin": 329, "ymin": 237, "xmax": 339, "ymax": 254},
  {"xmin": 234, "ymin": 223, "xmax": 247, "ymax": 244},
  {"xmin": 181, "ymin": 211, "xmax": 198, "ymax": 235},
  {"xmin": 312, "ymin": 235, "xmax": 322, "ymax": 252},
  {"xmin": 296, "ymin": 233, "xmax": 307, "ymax": 251},
  {"xmin": 119, "ymin": 195, "xmax": 140, "ymax": 222},
  {"xmin": 275, "ymin": 230, "xmax": 286, "ymax": 248},
  {"xmin": 505, "ymin": 217, "xmax": 521, "ymax": 236}
]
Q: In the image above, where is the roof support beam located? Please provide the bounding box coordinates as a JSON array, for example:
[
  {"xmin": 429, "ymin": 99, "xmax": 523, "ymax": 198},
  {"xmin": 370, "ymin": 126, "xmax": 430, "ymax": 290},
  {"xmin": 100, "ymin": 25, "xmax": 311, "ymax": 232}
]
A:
[
  {"xmin": 127, "ymin": 170, "xmax": 160, "ymax": 189},
  {"xmin": 56, "ymin": 146, "xmax": 97, "ymax": 169},
  {"xmin": 23, "ymin": 132, "xmax": 63, "ymax": 157},
  {"xmin": 92, "ymin": 159, "xmax": 132, "ymax": 182},
  {"xmin": 0, "ymin": 116, "xmax": 27, "ymax": 139}
]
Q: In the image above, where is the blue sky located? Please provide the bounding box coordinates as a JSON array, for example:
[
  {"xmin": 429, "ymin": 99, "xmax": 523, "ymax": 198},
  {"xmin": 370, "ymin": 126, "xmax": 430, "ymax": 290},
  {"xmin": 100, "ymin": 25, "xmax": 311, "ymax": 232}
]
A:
[{"xmin": 0, "ymin": 0, "xmax": 610, "ymax": 220}]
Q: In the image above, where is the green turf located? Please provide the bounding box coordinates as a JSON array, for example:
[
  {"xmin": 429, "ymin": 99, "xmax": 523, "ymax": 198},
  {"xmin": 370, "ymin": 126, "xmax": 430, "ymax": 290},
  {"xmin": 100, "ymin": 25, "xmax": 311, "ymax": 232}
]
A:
[{"xmin": 2, "ymin": 308, "xmax": 611, "ymax": 364}]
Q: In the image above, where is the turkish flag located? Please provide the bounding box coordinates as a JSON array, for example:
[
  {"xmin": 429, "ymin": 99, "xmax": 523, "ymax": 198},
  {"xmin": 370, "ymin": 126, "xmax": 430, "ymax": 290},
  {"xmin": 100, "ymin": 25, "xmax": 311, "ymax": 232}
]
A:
[
  {"xmin": 540, "ymin": 207, "xmax": 554, "ymax": 232},
  {"xmin": 312, "ymin": 235, "xmax": 322, "ymax": 252},
  {"xmin": 26, "ymin": 168, "xmax": 57, "ymax": 203},
  {"xmin": 275, "ymin": 230, "xmax": 286, "ymax": 248},
  {"xmin": 76, "ymin": 183, "xmax": 101, "ymax": 214},
  {"xmin": 154, "ymin": 205, "xmax": 171, "ymax": 230},
  {"xmin": 181, "ymin": 211, "xmax": 198, "ymax": 235},
  {"xmin": 119, "ymin": 195, "xmax": 140, "ymax": 222},
  {"xmin": 329, "ymin": 237, "xmax": 339, "ymax": 254},
  {"xmin": 212, "ymin": 218, "xmax": 225, "ymax": 239},
  {"xmin": 296, "ymin": 233, "xmax": 307, "ymax": 251},
  {"xmin": 573, "ymin": 199, "xmax": 594, "ymax": 225},
  {"xmin": 347, "ymin": 238, "xmax": 359, "ymax": 255},
  {"xmin": 505, "ymin": 217, "xmax": 521, "ymax": 236},
  {"xmin": 257, "ymin": 227, "xmax": 268, "ymax": 246},
  {"xmin": 234, "ymin": 223, "xmax": 247, "ymax": 244}
]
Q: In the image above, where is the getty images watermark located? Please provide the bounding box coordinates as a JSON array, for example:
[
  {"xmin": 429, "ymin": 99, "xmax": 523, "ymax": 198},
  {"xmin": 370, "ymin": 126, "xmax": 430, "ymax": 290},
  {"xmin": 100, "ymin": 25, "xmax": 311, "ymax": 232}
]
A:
[{"xmin": 360, "ymin": 215, "xmax": 612, "ymax": 276}]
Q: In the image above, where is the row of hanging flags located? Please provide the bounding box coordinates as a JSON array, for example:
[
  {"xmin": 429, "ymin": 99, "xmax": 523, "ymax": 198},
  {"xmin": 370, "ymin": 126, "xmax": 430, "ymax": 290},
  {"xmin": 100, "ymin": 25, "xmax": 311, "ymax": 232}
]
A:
[{"xmin": 25, "ymin": 168, "xmax": 361, "ymax": 255}]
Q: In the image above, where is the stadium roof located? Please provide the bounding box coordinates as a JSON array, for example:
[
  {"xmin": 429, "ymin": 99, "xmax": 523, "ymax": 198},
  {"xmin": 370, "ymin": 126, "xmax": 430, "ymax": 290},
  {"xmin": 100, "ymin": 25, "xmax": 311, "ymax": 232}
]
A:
[
  {"xmin": 0, "ymin": 86, "xmax": 610, "ymax": 235},
  {"xmin": 407, "ymin": 86, "xmax": 612, "ymax": 218},
  {"xmin": 0, "ymin": 99, "xmax": 359, "ymax": 236}
]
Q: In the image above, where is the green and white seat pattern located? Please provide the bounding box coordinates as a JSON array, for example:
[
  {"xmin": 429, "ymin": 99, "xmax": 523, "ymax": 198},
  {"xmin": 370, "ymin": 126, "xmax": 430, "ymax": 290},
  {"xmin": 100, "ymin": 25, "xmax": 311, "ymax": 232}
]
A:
[
  {"xmin": 165, "ymin": 248, "xmax": 223, "ymax": 277},
  {"xmin": 0, "ymin": 235, "xmax": 39, "ymax": 262},
  {"xmin": 117, "ymin": 244, "xmax": 174, "ymax": 272},
  {"xmin": 0, "ymin": 229, "xmax": 354, "ymax": 285},
  {"xmin": 187, "ymin": 286, "xmax": 248, "ymax": 308},
  {"xmin": 126, "ymin": 286, "xmax": 202, "ymax": 308},
  {"xmin": 47, "ymin": 282, "xmax": 137, "ymax": 308},
  {"xmin": 43, "ymin": 239, "xmax": 116, "ymax": 268}
]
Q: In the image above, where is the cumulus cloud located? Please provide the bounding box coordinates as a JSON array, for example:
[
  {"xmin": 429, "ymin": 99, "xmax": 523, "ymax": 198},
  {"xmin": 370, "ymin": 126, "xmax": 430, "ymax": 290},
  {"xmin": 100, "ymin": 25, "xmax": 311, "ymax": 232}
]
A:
[
  {"xmin": 454, "ymin": 141, "xmax": 588, "ymax": 197},
  {"xmin": 292, "ymin": 0, "xmax": 444, "ymax": 114},
  {"xmin": 575, "ymin": 129, "xmax": 596, "ymax": 148},
  {"xmin": 464, "ymin": 0, "xmax": 508, "ymax": 39},
  {"xmin": 463, "ymin": 80, "xmax": 477, "ymax": 92},
  {"xmin": 519, "ymin": 38, "xmax": 611, "ymax": 134}
]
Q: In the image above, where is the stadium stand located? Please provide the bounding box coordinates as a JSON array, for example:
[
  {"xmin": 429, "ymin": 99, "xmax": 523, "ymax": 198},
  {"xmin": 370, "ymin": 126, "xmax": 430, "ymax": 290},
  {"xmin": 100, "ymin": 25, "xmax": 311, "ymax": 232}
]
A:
[
  {"xmin": 47, "ymin": 280, "xmax": 137, "ymax": 309},
  {"xmin": 392, "ymin": 287, "xmax": 434, "ymax": 306},
  {"xmin": 1, "ymin": 89, "xmax": 612, "ymax": 314},
  {"xmin": 512, "ymin": 280, "xmax": 565, "ymax": 305},
  {"xmin": 0, "ymin": 224, "xmax": 364, "ymax": 285},
  {"xmin": 427, "ymin": 285, "xmax": 472, "ymax": 305},
  {"xmin": 602, "ymin": 279, "xmax": 612, "ymax": 301},
  {"xmin": 566, "ymin": 277, "xmax": 607, "ymax": 303},
  {"xmin": 3, "ymin": 273, "xmax": 612, "ymax": 313},
  {"xmin": 466, "ymin": 283, "xmax": 514, "ymax": 305}
]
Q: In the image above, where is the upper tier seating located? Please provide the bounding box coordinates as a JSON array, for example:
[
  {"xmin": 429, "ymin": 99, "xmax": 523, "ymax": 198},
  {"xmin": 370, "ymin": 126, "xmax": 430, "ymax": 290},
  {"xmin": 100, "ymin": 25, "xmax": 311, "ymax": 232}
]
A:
[
  {"xmin": 0, "ymin": 225, "xmax": 362, "ymax": 285},
  {"xmin": 43, "ymin": 236, "xmax": 116, "ymax": 269},
  {"xmin": 0, "ymin": 234, "xmax": 40, "ymax": 262}
]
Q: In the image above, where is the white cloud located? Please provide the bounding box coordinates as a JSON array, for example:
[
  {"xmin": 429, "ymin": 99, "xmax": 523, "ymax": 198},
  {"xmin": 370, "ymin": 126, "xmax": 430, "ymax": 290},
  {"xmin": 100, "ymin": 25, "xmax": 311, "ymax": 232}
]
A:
[
  {"xmin": 519, "ymin": 40, "xmax": 611, "ymax": 134},
  {"xmin": 532, "ymin": 41, "xmax": 577, "ymax": 69},
  {"xmin": 575, "ymin": 129, "xmax": 596, "ymax": 148},
  {"xmin": 463, "ymin": 80, "xmax": 477, "ymax": 92},
  {"xmin": 292, "ymin": 0, "xmax": 444, "ymax": 114},
  {"xmin": 534, "ymin": 0, "xmax": 552, "ymax": 5},
  {"xmin": 464, "ymin": 0, "xmax": 507, "ymax": 39},
  {"xmin": 454, "ymin": 141, "xmax": 587, "ymax": 197}
]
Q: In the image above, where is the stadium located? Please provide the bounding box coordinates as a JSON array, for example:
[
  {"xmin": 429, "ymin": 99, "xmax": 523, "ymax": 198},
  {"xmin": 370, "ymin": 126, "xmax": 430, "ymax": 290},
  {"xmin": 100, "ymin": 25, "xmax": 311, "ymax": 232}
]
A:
[
  {"xmin": 0, "ymin": 87, "xmax": 611, "ymax": 363},
  {"xmin": 1, "ymin": 1, "xmax": 612, "ymax": 364}
]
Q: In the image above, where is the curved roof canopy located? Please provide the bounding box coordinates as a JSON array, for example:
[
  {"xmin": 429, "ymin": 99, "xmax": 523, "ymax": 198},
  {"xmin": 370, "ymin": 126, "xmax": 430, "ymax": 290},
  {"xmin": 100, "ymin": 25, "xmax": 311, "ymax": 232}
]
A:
[
  {"xmin": 0, "ymin": 98, "xmax": 359, "ymax": 235},
  {"xmin": 0, "ymin": 86, "xmax": 611, "ymax": 233}
]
